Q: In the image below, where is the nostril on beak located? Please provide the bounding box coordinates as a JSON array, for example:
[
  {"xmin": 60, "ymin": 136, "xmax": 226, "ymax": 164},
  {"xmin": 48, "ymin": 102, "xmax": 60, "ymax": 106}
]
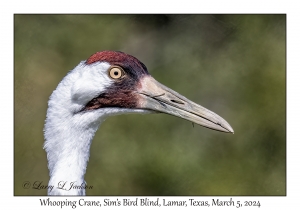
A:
[
  {"xmin": 151, "ymin": 93, "xmax": 165, "ymax": 98},
  {"xmin": 171, "ymin": 99, "xmax": 184, "ymax": 105}
]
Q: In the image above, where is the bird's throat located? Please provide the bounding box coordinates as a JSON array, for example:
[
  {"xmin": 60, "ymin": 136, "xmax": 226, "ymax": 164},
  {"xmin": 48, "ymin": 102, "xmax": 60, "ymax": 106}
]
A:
[{"xmin": 44, "ymin": 103, "xmax": 104, "ymax": 195}]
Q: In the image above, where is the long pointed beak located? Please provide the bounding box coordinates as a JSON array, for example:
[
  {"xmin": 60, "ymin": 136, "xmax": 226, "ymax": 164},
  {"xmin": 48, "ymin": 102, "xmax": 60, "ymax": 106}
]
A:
[{"xmin": 137, "ymin": 76, "xmax": 234, "ymax": 133}]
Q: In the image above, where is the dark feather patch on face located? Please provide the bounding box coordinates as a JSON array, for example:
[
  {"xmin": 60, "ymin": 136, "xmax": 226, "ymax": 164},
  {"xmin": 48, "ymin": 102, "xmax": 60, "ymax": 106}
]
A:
[
  {"xmin": 82, "ymin": 51, "xmax": 149, "ymax": 111},
  {"xmin": 82, "ymin": 79, "xmax": 140, "ymax": 111}
]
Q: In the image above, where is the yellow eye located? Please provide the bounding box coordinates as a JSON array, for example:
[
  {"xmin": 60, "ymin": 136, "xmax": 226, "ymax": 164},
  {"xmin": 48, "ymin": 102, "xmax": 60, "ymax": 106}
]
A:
[{"xmin": 109, "ymin": 67, "xmax": 124, "ymax": 79}]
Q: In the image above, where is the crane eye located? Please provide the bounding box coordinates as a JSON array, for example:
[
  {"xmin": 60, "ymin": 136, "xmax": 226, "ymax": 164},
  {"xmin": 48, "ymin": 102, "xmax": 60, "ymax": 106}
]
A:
[{"xmin": 109, "ymin": 66, "xmax": 124, "ymax": 79}]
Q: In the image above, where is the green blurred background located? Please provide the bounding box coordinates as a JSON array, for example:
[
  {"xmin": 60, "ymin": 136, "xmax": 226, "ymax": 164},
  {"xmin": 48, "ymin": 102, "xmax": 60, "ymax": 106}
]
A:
[{"xmin": 14, "ymin": 14, "xmax": 286, "ymax": 196}]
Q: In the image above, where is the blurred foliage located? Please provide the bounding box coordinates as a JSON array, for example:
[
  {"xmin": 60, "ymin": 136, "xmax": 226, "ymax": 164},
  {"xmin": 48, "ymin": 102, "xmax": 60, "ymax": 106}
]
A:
[{"xmin": 14, "ymin": 14, "xmax": 285, "ymax": 195}]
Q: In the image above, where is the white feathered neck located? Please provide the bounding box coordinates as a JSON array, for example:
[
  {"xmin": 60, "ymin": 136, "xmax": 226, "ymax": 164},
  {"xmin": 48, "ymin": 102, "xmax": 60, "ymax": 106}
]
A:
[{"xmin": 44, "ymin": 61, "xmax": 148, "ymax": 195}]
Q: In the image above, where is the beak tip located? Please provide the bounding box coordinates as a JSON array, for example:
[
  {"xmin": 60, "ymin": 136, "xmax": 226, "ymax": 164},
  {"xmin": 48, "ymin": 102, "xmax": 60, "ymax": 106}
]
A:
[
  {"xmin": 226, "ymin": 125, "xmax": 234, "ymax": 134},
  {"xmin": 220, "ymin": 120, "xmax": 234, "ymax": 134}
]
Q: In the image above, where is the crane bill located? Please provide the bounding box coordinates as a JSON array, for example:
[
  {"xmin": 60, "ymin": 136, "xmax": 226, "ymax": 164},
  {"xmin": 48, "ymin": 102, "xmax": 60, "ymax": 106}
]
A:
[{"xmin": 136, "ymin": 76, "xmax": 234, "ymax": 133}]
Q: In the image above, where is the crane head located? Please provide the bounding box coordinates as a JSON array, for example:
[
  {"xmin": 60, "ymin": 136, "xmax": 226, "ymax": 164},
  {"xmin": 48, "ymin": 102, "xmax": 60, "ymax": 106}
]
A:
[{"xmin": 69, "ymin": 51, "xmax": 233, "ymax": 133}]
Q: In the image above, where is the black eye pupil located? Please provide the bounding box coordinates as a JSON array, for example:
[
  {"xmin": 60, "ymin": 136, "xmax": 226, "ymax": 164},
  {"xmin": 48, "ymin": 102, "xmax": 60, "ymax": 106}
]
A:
[{"xmin": 114, "ymin": 71, "xmax": 119, "ymax": 76}]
